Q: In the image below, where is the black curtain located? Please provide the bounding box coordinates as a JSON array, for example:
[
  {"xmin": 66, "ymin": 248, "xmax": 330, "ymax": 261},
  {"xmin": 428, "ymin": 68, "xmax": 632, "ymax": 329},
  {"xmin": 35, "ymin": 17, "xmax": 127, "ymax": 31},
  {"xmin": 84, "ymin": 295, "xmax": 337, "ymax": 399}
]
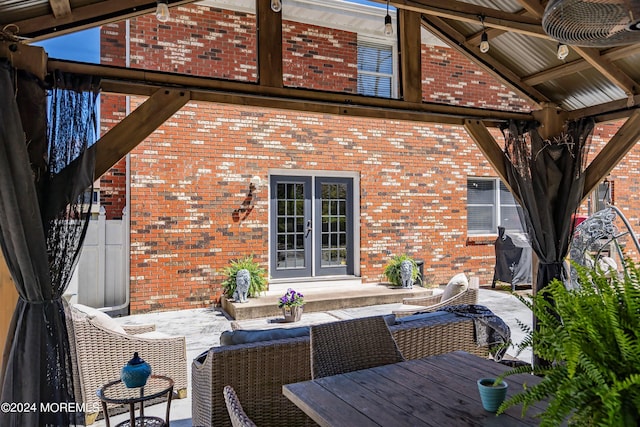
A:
[
  {"xmin": 0, "ymin": 61, "xmax": 100, "ymax": 426},
  {"xmin": 502, "ymin": 118, "xmax": 594, "ymax": 292}
]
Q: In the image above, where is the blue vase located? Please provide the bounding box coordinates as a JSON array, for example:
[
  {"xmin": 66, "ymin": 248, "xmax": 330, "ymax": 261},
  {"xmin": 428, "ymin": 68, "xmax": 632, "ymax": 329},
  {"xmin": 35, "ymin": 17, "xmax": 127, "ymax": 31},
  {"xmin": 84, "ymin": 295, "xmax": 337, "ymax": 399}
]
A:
[{"xmin": 121, "ymin": 352, "xmax": 151, "ymax": 388}]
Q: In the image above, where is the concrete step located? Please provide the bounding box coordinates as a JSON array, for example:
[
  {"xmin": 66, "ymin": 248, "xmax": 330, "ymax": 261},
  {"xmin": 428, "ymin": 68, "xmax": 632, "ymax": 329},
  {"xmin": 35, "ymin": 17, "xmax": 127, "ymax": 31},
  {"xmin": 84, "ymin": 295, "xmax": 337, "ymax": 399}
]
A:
[{"xmin": 221, "ymin": 282, "xmax": 433, "ymax": 320}]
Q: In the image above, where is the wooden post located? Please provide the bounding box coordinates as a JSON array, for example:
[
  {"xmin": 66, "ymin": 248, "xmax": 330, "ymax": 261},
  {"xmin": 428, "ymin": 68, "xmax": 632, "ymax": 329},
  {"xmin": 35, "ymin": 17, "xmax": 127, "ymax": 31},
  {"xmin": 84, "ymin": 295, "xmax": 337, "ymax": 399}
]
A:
[{"xmin": 0, "ymin": 252, "xmax": 17, "ymax": 360}]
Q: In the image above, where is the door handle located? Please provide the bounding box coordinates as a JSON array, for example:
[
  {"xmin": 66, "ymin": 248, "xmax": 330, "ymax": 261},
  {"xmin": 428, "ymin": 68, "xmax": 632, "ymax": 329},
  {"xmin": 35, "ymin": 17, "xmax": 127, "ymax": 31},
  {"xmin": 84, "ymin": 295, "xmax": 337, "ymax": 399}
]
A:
[{"xmin": 305, "ymin": 220, "xmax": 312, "ymax": 237}]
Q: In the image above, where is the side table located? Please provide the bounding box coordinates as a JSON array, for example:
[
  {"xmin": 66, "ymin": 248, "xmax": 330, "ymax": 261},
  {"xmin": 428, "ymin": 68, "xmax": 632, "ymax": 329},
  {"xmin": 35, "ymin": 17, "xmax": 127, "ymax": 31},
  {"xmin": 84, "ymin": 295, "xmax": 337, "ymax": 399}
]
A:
[{"xmin": 97, "ymin": 374, "xmax": 174, "ymax": 427}]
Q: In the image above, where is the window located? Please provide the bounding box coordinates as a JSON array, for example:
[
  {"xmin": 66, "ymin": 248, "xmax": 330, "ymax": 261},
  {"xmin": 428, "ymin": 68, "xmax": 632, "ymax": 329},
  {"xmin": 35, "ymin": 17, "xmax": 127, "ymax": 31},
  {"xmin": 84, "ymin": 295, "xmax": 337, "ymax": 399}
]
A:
[
  {"xmin": 467, "ymin": 178, "xmax": 524, "ymax": 235},
  {"xmin": 589, "ymin": 180, "xmax": 613, "ymax": 214},
  {"xmin": 357, "ymin": 39, "xmax": 395, "ymax": 98}
]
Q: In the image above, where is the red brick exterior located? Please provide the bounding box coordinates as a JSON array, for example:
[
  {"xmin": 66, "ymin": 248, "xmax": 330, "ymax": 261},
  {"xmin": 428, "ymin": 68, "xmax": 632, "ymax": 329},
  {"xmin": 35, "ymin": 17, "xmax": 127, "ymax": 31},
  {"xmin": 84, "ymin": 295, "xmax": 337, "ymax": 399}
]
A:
[{"xmin": 99, "ymin": 5, "xmax": 640, "ymax": 313}]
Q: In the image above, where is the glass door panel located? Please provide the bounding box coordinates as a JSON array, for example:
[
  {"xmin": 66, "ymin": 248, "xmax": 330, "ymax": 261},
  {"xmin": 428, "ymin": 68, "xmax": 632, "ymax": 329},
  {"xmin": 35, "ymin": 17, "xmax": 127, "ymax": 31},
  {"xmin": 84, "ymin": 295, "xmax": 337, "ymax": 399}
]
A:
[
  {"xmin": 270, "ymin": 176, "xmax": 312, "ymax": 278},
  {"xmin": 315, "ymin": 178, "xmax": 353, "ymax": 276}
]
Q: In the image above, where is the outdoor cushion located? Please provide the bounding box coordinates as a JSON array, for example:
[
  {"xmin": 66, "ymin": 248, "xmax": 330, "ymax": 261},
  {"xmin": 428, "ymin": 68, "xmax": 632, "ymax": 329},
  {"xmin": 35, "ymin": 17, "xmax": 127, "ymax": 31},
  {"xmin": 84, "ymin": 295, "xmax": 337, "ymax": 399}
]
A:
[
  {"xmin": 441, "ymin": 273, "xmax": 469, "ymax": 301},
  {"xmin": 135, "ymin": 330, "xmax": 172, "ymax": 339},
  {"xmin": 73, "ymin": 303, "xmax": 127, "ymax": 335},
  {"xmin": 220, "ymin": 326, "xmax": 310, "ymax": 346},
  {"xmin": 394, "ymin": 311, "xmax": 450, "ymax": 324}
]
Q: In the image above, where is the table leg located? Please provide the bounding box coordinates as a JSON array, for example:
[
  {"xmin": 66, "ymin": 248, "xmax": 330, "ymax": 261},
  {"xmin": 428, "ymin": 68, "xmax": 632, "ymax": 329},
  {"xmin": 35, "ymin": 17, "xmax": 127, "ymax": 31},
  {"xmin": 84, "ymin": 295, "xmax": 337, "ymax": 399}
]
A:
[
  {"xmin": 129, "ymin": 402, "xmax": 135, "ymax": 427},
  {"xmin": 140, "ymin": 386, "xmax": 145, "ymax": 419},
  {"xmin": 101, "ymin": 401, "xmax": 110, "ymax": 427},
  {"xmin": 165, "ymin": 386, "xmax": 174, "ymax": 426}
]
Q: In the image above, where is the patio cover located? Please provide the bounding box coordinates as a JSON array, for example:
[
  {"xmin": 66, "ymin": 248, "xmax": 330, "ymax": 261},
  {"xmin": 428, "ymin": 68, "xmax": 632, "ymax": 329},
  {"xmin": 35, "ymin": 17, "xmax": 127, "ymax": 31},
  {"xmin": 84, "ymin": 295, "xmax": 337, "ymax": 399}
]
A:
[{"xmin": 0, "ymin": 61, "xmax": 100, "ymax": 426}]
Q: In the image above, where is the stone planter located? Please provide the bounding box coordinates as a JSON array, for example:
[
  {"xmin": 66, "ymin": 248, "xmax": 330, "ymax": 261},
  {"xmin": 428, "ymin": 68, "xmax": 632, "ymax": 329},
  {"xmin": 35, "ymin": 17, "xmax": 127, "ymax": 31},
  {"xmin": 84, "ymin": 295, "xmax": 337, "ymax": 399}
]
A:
[{"xmin": 282, "ymin": 305, "xmax": 304, "ymax": 323}]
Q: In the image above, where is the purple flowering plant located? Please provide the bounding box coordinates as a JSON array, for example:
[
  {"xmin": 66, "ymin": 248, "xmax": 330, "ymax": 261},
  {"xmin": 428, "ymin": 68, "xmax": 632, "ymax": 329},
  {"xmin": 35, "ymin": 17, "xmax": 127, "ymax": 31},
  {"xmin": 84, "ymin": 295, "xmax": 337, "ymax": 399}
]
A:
[{"xmin": 278, "ymin": 288, "xmax": 305, "ymax": 308}]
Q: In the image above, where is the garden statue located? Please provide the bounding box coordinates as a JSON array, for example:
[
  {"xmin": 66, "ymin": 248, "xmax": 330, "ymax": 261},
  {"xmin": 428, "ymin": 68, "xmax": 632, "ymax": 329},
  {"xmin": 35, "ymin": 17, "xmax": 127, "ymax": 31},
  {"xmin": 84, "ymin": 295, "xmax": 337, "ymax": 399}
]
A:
[
  {"xmin": 400, "ymin": 259, "xmax": 414, "ymax": 289},
  {"xmin": 234, "ymin": 269, "xmax": 251, "ymax": 303}
]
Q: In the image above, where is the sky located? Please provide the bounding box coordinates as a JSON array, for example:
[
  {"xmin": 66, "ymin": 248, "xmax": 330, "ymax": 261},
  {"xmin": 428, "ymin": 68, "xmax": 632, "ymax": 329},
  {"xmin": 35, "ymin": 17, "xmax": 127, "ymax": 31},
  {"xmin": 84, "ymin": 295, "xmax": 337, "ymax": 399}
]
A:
[{"xmin": 33, "ymin": 27, "xmax": 100, "ymax": 63}]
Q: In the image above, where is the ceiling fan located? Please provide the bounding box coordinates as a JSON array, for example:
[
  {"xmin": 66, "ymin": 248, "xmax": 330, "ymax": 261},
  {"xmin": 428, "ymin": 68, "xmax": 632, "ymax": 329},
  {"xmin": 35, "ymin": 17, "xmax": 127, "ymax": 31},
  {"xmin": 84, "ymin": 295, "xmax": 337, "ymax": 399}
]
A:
[{"xmin": 542, "ymin": 0, "xmax": 640, "ymax": 46}]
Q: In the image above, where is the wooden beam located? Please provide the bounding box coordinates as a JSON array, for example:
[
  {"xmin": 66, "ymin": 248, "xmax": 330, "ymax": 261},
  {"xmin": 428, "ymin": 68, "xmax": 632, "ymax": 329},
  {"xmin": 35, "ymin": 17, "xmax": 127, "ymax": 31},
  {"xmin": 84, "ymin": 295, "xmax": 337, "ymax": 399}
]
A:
[
  {"xmin": 49, "ymin": 0, "xmax": 71, "ymax": 19},
  {"xmin": 582, "ymin": 109, "xmax": 640, "ymax": 199},
  {"xmin": 572, "ymin": 46, "xmax": 638, "ymax": 98},
  {"xmin": 568, "ymin": 97, "xmax": 640, "ymax": 122},
  {"xmin": 94, "ymin": 88, "xmax": 190, "ymax": 178},
  {"xmin": 257, "ymin": 0, "xmax": 283, "ymax": 88},
  {"xmin": 399, "ymin": 9, "xmax": 422, "ymax": 103},
  {"xmin": 13, "ymin": 0, "xmax": 200, "ymax": 40},
  {"xmin": 49, "ymin": 59, "xmax": 534, "ymax": 124},
  {"xmin": 464, "ymin": 119, "xmax": 512, "ymax": 193},
  {"xmin": 0, "ymin": 41, "xmax": 47, "ymax": 81},
  {"xmin": 532, "ymin": 104, "xmax": 567, "ymax": 140},
  {"xmin": 421, "ymin": 16, "xmax": 548, "ymax": 106},
  {"xmin": 512, "ymin": 0, "xmax": 545, "ymax": 17},
  {"xmin": 391, "ymin": 0, "xmax": 548, "ymax": 39},
  {"xmin": 0, "ymin": 252, "xmax": 18, "ymax": 375},
  {"xmin": 523, "ymin": 45, "xmax": 640, "ymax": 87}
]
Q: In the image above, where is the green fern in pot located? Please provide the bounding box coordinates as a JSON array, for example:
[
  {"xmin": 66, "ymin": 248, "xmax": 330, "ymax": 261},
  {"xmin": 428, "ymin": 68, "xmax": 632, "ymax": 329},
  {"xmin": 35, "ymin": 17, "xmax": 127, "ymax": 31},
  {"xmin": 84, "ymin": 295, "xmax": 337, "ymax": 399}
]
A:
[
  {"xmin": 221, "ymin": 255, "xmax": 267, "ymax": 299},
  {"xmin": 382, "ymin": 254, "xmax": 421, "ymax": 287},
  {"xmin": 496, "ymin": 259, "xmax": 640, "ymax": 427}
]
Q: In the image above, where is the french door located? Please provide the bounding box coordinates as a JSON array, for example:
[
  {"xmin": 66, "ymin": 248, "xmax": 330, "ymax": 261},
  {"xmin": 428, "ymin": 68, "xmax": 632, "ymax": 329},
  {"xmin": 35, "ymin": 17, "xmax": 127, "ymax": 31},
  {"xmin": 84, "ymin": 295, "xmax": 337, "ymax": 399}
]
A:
[{"xmin": 270, "ymin": 175, "xmax": 354, "ymax": 279}]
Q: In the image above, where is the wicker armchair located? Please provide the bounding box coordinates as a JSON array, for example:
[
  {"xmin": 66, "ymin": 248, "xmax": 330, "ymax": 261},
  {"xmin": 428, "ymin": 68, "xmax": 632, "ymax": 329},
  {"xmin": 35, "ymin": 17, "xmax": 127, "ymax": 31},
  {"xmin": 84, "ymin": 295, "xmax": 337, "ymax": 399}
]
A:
[
  {"xmin": 393, "ymin": 275, "xmax": 479, "ymax": 318},
  {"xmin": 70, "ymin": 304, "xmax": 188, "ymax": 424},
  {"xmin": 310, "ymin": 315, "xmax": 404, "ymax": 379},
  {"xmin": 224, "ymin": 385, "xmax": 258, "ymax": 427}
]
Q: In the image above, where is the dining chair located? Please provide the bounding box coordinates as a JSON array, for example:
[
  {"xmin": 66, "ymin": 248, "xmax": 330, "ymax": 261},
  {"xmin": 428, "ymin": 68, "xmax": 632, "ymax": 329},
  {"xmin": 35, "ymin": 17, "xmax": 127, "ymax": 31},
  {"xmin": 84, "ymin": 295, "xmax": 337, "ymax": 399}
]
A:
[
  {"xmin": 310, "ymin": 315, "xmax": 405, "ymax": 379},
  {"xmin": 223, "ymin": 385, "xmax": 258, "ymax": 427}
]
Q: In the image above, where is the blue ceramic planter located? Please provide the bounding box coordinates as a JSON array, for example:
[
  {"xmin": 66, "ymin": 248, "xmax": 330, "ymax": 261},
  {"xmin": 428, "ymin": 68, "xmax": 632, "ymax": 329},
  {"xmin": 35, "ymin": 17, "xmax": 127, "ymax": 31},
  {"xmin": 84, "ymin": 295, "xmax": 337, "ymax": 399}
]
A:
[
  {"xmin": 121, "ymin": 352, "xmax": 151, "ymax": 388},
  {"xmin": 477, "ymin": 378, "xmax": 508, "ymax": 412}
]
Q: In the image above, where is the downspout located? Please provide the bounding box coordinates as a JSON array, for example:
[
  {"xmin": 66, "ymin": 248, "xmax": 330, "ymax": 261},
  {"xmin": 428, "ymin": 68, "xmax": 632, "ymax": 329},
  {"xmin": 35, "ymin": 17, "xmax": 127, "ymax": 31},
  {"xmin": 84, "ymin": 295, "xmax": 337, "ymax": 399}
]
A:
[{"xmin": 100, "ymin": 19, "xmax": 131, "ymax": 314}]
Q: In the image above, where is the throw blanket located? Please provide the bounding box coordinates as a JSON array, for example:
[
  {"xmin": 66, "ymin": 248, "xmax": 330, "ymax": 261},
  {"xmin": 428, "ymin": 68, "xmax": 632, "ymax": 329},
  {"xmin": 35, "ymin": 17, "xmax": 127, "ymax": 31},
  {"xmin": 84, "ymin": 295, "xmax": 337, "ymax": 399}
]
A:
[{"xmin": 440, "ymin": 304, "xmax": 511, "ymax": 361}]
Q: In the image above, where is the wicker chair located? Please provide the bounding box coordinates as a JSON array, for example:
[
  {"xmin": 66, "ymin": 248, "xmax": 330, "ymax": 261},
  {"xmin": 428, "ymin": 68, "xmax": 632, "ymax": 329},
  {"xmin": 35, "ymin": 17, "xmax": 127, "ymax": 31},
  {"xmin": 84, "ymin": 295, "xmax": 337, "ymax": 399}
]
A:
[
  {"xmin": 70, "ymin": 304, "xmax": 188, "ymax": 424},
  {"xmin": 310, "ymin": 315, "xmax": 405, "ymax": 379},
  {"xmin": 393, "ymin": 275, "xmax": 479, "ymax": 318},
  {"xmin": 224, "ymin": 385, "xmax": 258, "ymax": 427}
]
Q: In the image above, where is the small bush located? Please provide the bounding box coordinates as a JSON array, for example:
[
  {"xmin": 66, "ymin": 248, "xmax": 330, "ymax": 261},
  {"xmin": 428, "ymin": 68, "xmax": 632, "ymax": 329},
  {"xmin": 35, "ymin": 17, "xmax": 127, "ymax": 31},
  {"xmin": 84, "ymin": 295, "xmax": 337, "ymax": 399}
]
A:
[{"xmin": 221, "ymin": 255, "xmax": 267, "ymax": 298}]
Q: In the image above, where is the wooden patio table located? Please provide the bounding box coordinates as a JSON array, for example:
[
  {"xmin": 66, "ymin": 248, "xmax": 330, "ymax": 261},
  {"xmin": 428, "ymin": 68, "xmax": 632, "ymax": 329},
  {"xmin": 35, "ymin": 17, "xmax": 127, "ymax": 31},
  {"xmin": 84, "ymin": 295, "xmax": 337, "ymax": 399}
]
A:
[{"xmin": 283, "ymin": 351, "xmax": 547, "ymax": 426}]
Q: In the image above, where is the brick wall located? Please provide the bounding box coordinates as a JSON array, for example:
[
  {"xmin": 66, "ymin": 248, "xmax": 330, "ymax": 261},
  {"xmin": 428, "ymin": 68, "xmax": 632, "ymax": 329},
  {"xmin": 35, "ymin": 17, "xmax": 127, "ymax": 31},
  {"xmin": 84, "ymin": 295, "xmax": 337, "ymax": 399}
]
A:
[{"xmin": 99, "ymin": 5, "xmax": 637, "ymax": 313}]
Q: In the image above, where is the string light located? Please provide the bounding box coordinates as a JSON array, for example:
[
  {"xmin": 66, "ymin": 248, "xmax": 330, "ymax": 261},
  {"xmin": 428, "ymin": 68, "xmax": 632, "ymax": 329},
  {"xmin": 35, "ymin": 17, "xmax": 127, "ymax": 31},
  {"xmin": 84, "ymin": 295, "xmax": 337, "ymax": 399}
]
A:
[
  {"xmin": 384, "ymin": 0, "xmax": 393, "ymax": 36},
  {"xmin": 155, "ymin": 0, "xmax": 170, "ymax": 22},
  {"xmin": 557, "ymin": 43, "xmax": 569, "ymax": 60},
  {"xmin": 271, "ymin": 0, "xmax": 282, "ymax": 13},
  {"xmin": 479, "ymin": 16, "xmax": 489, "ymax": 53}
]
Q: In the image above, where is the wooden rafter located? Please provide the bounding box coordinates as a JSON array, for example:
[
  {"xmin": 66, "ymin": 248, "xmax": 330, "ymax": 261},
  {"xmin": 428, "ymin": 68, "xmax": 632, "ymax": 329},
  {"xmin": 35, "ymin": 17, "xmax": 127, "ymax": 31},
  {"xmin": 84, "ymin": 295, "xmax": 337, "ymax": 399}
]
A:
[
  {"xmin": 49, "ymin": 0, "xmax": 71, "ymax": 19},
  {"xmin": 582, "ymin": 109, "xmax": 640, "ymax": 200},
  {"xmin": 421, "ymin": 15, "xmax": 548, "ymax": 107},
  {"xmin": 14, "ymin": 0, "xmax": 200, "ymax": 40},
  {"xmin": 463, "ymin": 119, "xmax": 516, "ymax": 198},
  {"xmin": 572, "ymin": 46, "xmax": 638, "ymax": 98},
  {"xmin": 94, "ymin": 88, "xmax": 190, "ymax": 178}
]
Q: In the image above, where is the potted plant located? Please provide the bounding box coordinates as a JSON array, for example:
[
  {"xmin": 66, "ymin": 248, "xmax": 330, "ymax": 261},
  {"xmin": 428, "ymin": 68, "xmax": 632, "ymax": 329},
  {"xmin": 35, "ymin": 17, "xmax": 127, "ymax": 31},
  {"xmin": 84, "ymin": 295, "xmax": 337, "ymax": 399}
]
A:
[
  {"xmin": 221, "ymin": 255, "xmax": 267, "ymax": 299},
  {"xmin": 496, "ymin": 258, "xmax": 640, "ymax": 426},
  {"xmin": 278, "ymin": 288, "xmax": 305, "ymax": 322},
  {"xmin": 383, "ymin": 254, "xmax": 422, "ymax": 287}
]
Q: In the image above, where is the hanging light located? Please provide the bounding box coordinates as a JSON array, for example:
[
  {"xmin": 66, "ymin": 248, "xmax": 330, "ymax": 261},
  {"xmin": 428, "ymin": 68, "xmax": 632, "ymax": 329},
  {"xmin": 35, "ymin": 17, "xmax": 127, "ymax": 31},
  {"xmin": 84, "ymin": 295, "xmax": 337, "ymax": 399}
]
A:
[
  {"xmin": 480, "ymin": 31, "xmax": 489, "ymax": 53},
  {"xmin": 155, "ymin": 0, "xmax": 170, "ymax": 22},
  {"xmin": 479, "ymin": 16, "xmax": 489, "ymax": 53},
  {"xmin": 271, "ymin": 0, "xmax": 282, "ymax": 13},
  {"xmin": 384, "ymin": 0, "xmax": 393, "ymax": 36},
  {"xmin": 557, "ymin": 43, "xmax": 569, "ymax": 60}
]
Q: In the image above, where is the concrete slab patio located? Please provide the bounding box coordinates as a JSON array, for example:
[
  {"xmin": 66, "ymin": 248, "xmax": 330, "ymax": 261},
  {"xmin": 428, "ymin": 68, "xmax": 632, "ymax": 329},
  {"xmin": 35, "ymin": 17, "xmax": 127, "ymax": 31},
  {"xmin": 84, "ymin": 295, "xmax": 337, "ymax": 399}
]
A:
[{"xmin": 94, "ymin": 287, "xmax": 532, "ymax": 427}]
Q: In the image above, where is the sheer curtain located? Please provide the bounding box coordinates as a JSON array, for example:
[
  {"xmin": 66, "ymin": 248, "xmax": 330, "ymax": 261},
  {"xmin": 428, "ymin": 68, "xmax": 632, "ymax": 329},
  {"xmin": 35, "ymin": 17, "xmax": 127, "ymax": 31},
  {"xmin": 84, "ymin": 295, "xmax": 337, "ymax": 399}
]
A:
[
  {"xmin": 0, "ymin": 61, "xmax": 100, "ymax": 426},
  {"xmin": 502, "ymin": 118, "xmax": 594, "ymax": 292}
]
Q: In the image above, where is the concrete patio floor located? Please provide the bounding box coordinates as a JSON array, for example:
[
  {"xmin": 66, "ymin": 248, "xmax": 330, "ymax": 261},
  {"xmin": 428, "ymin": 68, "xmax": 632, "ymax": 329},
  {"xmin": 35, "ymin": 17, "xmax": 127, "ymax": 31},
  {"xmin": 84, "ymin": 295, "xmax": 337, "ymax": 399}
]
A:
[{"xmin": 94, "ymin": 287, "xmax": 532, "ymax": 427}]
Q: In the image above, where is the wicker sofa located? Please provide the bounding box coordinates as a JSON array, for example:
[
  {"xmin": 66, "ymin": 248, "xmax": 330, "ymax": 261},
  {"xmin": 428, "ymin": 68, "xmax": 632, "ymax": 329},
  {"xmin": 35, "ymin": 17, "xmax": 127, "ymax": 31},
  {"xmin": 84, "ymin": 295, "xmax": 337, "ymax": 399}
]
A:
[
  {"xmin": 70, "ymin": 304, "xmax": 188, "ymax": 424},
  {"xmin": 192, "ymin": 312, "xmax": 491, "ymax": 427}
]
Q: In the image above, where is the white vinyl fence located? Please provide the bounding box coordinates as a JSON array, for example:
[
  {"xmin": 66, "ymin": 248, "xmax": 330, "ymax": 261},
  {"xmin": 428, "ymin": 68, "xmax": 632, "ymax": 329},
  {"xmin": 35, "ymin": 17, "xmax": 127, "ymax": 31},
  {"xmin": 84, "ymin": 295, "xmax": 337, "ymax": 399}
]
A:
[{"xmin": 66, "ymin": 207, "xmax": 129, "ymax": 312}]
